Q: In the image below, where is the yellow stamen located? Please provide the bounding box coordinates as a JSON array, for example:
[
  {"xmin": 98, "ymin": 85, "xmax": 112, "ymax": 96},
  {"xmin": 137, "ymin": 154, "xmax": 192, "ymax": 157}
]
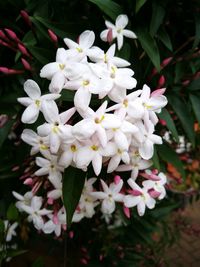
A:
[
  {"xmin": 123, "ymin": 99, "xmax": 128, "ymax": 108},
  {"xmin": 94, "ymin": 115, "xmax": 105, "ymax": 124},
  {"xmin": 110, "ymin": 66, "xmax": 116, "ymax": 78},
  {"xmin": 143, "ymin": 103, "xmax": 153, "ymax": 109},
  {"xmin": 82, "ymin": 80, "xmax": 90, "ymax": 86},
  {"xmin": 35, "ymin": 99, "xmax": 41, "ymax": 108},
  {"xmin": 117, "ymin": 149, "xmax": 122, "ymax": 154},
  {"xmin": 59, "ymin": 64, "xmax": 65, "ymax": 70},
  {"xmin": 104, "ymin": 53, "xmax": 108, "ymax": 63},
  {"xmin": 71, "ymin": 144, "xmax": 77, "ymax": 152},
  {"xmin": 90, "ymin": 145, "xmax": 98, "ymax": 151},
  {"xmin": 40, "ymin": 144, "xmax": 48, "ymax": 150},
  {"xmin": 76, "ymin": 47, "xmax": 83, "ymax": 53}
]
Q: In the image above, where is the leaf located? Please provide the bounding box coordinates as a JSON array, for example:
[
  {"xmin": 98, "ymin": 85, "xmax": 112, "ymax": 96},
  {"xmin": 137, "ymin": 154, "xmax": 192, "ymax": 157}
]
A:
[
  {"xmin": 61, "ymin": 91, "xmax": 75, "ymax": 102},
  {"xmin": 151, "ymin": 202, "xmax": 179, "ymax": 218},
  {"xmin": 62, "ymin": 166, "xmax": 86, "ymax": 228},
  {"xmin": 189, "ymin": 93, "xmax": 200, "ymax": 125},
  {"xmin": 152, "ymin": 146, "xmax": 160, "ymax": 170},
  {"xmin": 193, "ymin": 14, "xmax": 200, "ymax": 49},
  {"xmin": 31, "ymin": 258, "xmax": 45, "ymax": 267},
  {"xmin": 136, "ymin": 29, "xmax": 160, "ymax": 71},
  {"xmin": 6, "ymin": 249, "xmax": 27, "ymax": 258},
  {"xmin": 135, "ymin": 0, "xmax": 148, "ymax": 13},
  {"xmin": 150, "ymin": 2, "xmax": 165, "ymax": 36},
  {"xmin": 168, "ymin": 94, "xmax": 195, "ymax": 146},
  {"xmin": 116, "ymin": 43, "xmax": 131, "ymax": 61},
  {"xmin": 87, "ymin": 0, "xmax": 123, "ymax": 20},
  {"xmin": 0, "ymin": 220, "xmax": 5, "ymax": 233},
  {"xmin": 27, "ymin": 46, "xmax": 52, "ymax": 65},
  {"xmin": 157, "ymin": 143, "xmax": 186, "ymax": 180},
  {"xmin": 7, "ymin": 203, "xmax": 19, "ymax": 221},
  {"xmin": 0, "ymin": 119, "xmax": 14, "ymax": 148},
  {"xmin": 158, "ymin": 108, "xmax": 179, "ymax": 142},
  {"xmin": 157, "ymin": 27, "xmax": 173, "ymax": 51},
  {"xmin": 188, "ymin": 78, "xmax": 200, "ymax": 91}
]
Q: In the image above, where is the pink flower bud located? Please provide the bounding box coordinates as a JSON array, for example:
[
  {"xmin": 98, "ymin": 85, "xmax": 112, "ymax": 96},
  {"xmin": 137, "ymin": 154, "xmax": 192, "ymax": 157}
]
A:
[
  {"xmin": 21, "ymin": 58, "xmax": 32, "ymax": 71},
  {"xmin": 151, "ymin": 88, "xmax": 166, "ymax": 97},
  {"xmin": 123, "ymin": 206, "xmax": 130, "ymax": 218},
  {"xmin": 182, "ymin": 80, "xmax": 190, "ymax": 86},
  {"xmin": 114, "ymin": 175, "xmax": 121, "ymax": 185},
  {"xmin": 0, "ymin": 115, "xmax": 8, "ymax": 128},
  {"xmin": 18, "ymin": 43, "xmax": 31, "ymax": 57},
  {"xmin": 80, "ymin": 258, "xmax": 88, "ymax": 265},
  {"xmin": 148, "ymin": 189, "xmax": 161, "ymax": 198},
  {"xmin": 0, "ymin": 30, "xmax": 9, "ymax": 41},
  {"xmin": 5, "ymin": 28, "xmax": 20, "ymax": 42},
  {"xmin": 107, "ymin": 29, "xmax": 113, "ymax": 43},
  {"xmin": 12, "ymin": 165, "xmax": 20, "ymax": 171},
  {"xmin": 159, "ymin": 119, "xmax": 166, "ymax": 126},
  {"xmin": 20, "ymin": 10, "xmax": 32, "ymax": 27},
  {"xmin": 127, "ymin": 189, "xmax": 142, "ymax": 196},
  {"xmin": 48, "ymin": 29, "xmax": 58, "ymax": 43},
  {"xmin": 0, "ymin": 67, "xmax": 24, "ymax": 75},
  {"xmin": 23, "ymin": 178, "xmax": 33, "ymax": 185},
  {"xmin": 47, "ymin": 197, "xmax": 54, "ymax": 205},
  {"xmin": 0, "ymin": 67, "xmax": 9, "ymax": 74},
  {"xmin": 161, "ymin": 57, "xmax": 173, "ymax": 68},
  {"xmin": 157, "ymin": 75, "xmax": 165, "ymax": 88},
  {"xmin": 69, "ymin": 231, "xmax": 74, "ymax": 239},
  {"xmin": 53, "ymin": 212, "xmax": 59, "ymax": 224},
  {"xmin": 99, "ymin": 254, "xmax": 104, "ymax": 261}
]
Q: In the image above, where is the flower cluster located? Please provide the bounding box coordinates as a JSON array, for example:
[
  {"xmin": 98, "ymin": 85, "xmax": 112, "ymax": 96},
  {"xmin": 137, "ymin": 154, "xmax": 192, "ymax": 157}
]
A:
[{"xmin": 13, "ymin": 15, "xmax": 168, "ymax": 236}]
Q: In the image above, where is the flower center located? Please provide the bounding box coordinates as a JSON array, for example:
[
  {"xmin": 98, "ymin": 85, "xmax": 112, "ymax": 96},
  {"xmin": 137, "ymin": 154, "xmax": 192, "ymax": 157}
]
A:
[
  {"xmin": 82, "ymin": 80, "xmax": 90, "ymax": 86},
  {"xmin": 123, "ymin": 99, "xmax": 128, "ymax": 108},
  {"xmin": 104, "ymin": 53, "xmax": 108, "ymax": 63},
  {"xmin": 71, "ymin": 144, "xmax": 77, "ymax": 152},
  {"xmin": 59, "ymin": 64, "xmax": 65, "ymax": 70},
  {"xmin": 117, "ymin": 28, "xmax": 122, "ymax": 33},
  {"xmin": 117, "ymin": 149, "xmax": 122, "ymax": 154},
  {"xmin": 95, "ymin": 115, "xmax": 105, "ymax": 124},
  {"xmin": 90, "ymin": 145, "xmax": 98, "ymax": 151},
  {"xmin": 35, "ymin": 99, "xmax": 41, "ymax": 108},
  {"xmin": 143, "ymin": 103, "xmax": 153, "ymax": 109},
  {"xmin": 76, "ymin": 47, "xmax": 83, "ymax": 53},
  {"xmin": 110, "ymin": 66, "xmax": 116, "ymax": 78}
]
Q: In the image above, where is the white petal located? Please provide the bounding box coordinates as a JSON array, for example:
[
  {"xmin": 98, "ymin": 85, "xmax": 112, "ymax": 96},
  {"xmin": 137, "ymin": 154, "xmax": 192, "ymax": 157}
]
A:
[
  {"xmin": 21, "ymin": 129, "xmax": 38, "ymax": 146},
  {"xmin": 43, "ymin": 220, "xmax": 55, "ymax": 234},
  {"xmin": 37, "ymin": 123, "xmax": 51, "ymax": 136},
  {"xmin": 117, "ymin": 34, "xmax": 123, "ymax": 50},
  {"xmin": 116, "ymin": 14, "xmax": 128, "ymax": 29},
  {"xmin": 137, "ymin": 201, "xmax": 146, "ymax": 216},
  {"xmin": 63, "ymin": 38, "xmax": 77, "ymax": 49},
  {"xmin": 24, "ymin": 80, "xmax": 41, "ymax": 99},
  {"xmin": 107, "ymin": 155, "xmax": 121, "ymax": 173},
  {"xmin": 76, "ymin": 147, "xmax": 94, "ymax": 168},
  {"xmin": 17, "ymin": 97, "xmax": 33, "ymax": 107},
  {"xmin": 74, "ymin": 87, "xmax": 91, "ymax": 111},
  {"xmin": 40, "ymin": 63, "xmax": 60, "ymax": 79},
  {"xmin": 50, "ymin": 133, "xmax": 60, "ymax": 154},
  {"xmin": 49, "ymin": 72, "xmax": 65, "ymax": 93},
  {"xmin": 123, "ymin": 29, "xmax": 137, "ymax": 39},
  {"xmin": 100, "ymin": 29, "xmax": 109, "ymax": 42},
  {"xmin": 59, "ymin": 107, "xmax": 76, "ymax": 124},
  {"xmin": 124, "ymin": 195, "xmax": 140, "ymax": 208},
  {"xmin": 21, "ymin": 104, "xmax": 39, "ymax": 124},
  {"xmin": 31, "ymin": 196, "xmax": 42, "ymax": 211},
  {"xmin": 72, "ymin": 119, "xmax": 95, "ymax": 140},
  {"xmin": 79, "ymin": 30, "xmax": 95, "ymax": 49},
  {"xmin": 56, "ymin": 48, "xmax": 68, "ymax": 63},
  {"xmin": 41, "ymin": 100, "xmax": 59, "ymax": 123},
  {"xmin": 139, "ymin": 140, "xmax": 154, "ymax": 160},
  {"xmin": 59, "ymin": 150, "xmax": 73, "ymax": 167},
  {"xmin": 92, "ymin": 153, "xmax": 102, "ymax": 176},
  {"xmin": 102, "ymin": 199, "xmax": 115, "ymax": 214},
  {"xmin": 114, "ymin": 131, "xmax": 129, "ymax": 150}
]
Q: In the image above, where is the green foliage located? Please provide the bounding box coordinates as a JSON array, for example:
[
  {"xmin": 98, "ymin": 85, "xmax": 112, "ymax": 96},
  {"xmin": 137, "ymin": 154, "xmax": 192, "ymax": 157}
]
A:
[{"xmin": 62, "ymin": 167, "xmax": 86, "ymax": 228}]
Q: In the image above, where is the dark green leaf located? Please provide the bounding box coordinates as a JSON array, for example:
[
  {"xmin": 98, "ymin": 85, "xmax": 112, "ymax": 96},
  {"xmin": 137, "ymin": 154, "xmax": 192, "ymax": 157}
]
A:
[
  {"xmin": 0, "ymin": 220, "xmax": 5, "ymax": 233},
  {"xmin": 0, "ymin": 119, "xmax": 14, "ymax": 148},
  {"xmin": 152, "ymin": 146, "xmax": 160, "ymax": 170},
  {"xmin": 151, "ymin": 202, "xmax": 179, "ymax": 218},
  {"xmin": 188, "ymin": 78, "xmax": 200, "ymax": 91},
  {"xmin": 31, "ymin": 257, "xmax": 45, "ymax": 267},
  {"xmin": 61, "ymin": 91, "xmax": 75, "ymax": 102},
  {"xmin": 27, "ymin": 46, "xmax": 52, "ymax": 65},
  {"xmin": 158, "ymin": 108, "xmax": 179, "ymax": 142},
  {"xmin": 135, "ymin": 0, "xmax": 148, "ymax": 13},
  {"xmin": 168, "ymin": 95, "xmax": 195, "ymax": 146},
  {"xmin": 150, "ymin": 2, "xmax": 165, "ymax": 36},
  {"xmin": 189, "ymin": 93, "xmax": 200, "ymax": 125},
  {"xmin": 136, "ymin": 29, "xmax": 160, "ymax": 71},
  {"xmin": 87, "ymin": 0, "xmax": 123, "ymax": 20},
  {"xmin": 62, "ymin": 166, "xmax": 86, "ymax": 228},
  {"xmin": 157, "ymin": 143, "xmax": 186, "ymax": 180},
  {"xmin": 193, "ymin": 14, "xmax": 200, "ymax": 49},
  {"xmin": 6, "ymin": 249, "xmax": 27, "ymax": 258},
  {"xmin": 116, "ymin": 43, "xmax": 131, "ymax": 61},
  {"xmin": 157, "ymin": 27, "xmax": 173, "ymax": 51},
  {"xmin": 7, "ymin": 203, "xmax": 19, "ymax": 221}
]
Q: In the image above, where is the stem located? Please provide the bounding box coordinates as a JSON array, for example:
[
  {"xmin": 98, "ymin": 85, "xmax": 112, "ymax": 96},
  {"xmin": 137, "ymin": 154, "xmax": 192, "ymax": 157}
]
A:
[{"xmin": 64, "ymin": 233, "xmax": 67, "ymax": 267}]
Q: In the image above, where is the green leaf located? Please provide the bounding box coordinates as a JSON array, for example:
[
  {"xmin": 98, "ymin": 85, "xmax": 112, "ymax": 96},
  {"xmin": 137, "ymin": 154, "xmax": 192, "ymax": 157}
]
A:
[
  {"xmin": 87, "ymin": 0, "xmax": 123, "ymax": 20},
  {"xmin": 193, "ymin": 14, "xmax": 200, "ymax": 49},
  {"xmin": 151, "ymin": 202, "xmax": 179, "ymax": 218},
  {"xmin": 157, "ymin": 143, "xmax": 186, "ymax": 180},
  {"xmin": 136, "ymin": 29, "xmax": 160, "ymax": 71},
  {"xmin": 31, "ymin": 257, "xmax": 44, "ymax": 267},
  {"xmin": 168, "ymin": 95, "xmax": 195, "ymax": 146},
  {"xmin": 189, "ymin": 93, "xmax": 200, "ymax": 125},
  {"xmin": 116, "ymin": 43, "xmax": 131, "ymax": 61},
  {"xmin": 135, "ymin": 0, "xmax": 148, "ymax": 13},
  {"xmin": 6, "ymin": 249, "xmax": 27, "ymax": 258},
  {"xmin": 61, "ymin": 91, "xmax": 75, "ymax": 102},
  {"xmin": 62, "ymin": 167, "xmax": 86, "ymax": 228},
  {"xmin": 0, "ymin": 220, "xmax": 5, "ymax": 233},
  {"xmin": 0, "ymin": 119, "xmax": 14, "ymax": 148},
  {"xmin": 188, "ymin": 78, "xmax": 200, "ymax": 91},
  {"xmin": 157, "ymin": 27, "xmax": 173, "ymax": 51},
  {"xmin": 27, "ymin": 46, "xmax": 51, "ymax": 65},
  {"xmin": 158, "ymin": 108, "xmax": 179, "ymax": 142},
  {"xmin": 152, "ymin": 146, "xmax": 160, "ymax": 170},
  {"xmin": 7, "ymin": 203, "xmax": 19, "ymax": 221},
  {"xmin": 150, "ymin": 2, "xmax": 165, "ymax": 36}
]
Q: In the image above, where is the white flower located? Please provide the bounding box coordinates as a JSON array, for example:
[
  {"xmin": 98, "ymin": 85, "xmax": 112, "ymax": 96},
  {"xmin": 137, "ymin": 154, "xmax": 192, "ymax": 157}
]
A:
[
  {"xmin": 21, "ymin": 129, "xmax": 49, "ymax": 156},
  {"xmin": 90, "ymin": 179, "xmax": 124, "ymax": 214},
  {"xmin": 38, "ymin": 101, "xmax": 75, "ymax": 154},
  {"xmin": 4, "ymin": 221, "xmax": 18, "ymax": 242},
  {"xmin": 142, "ymin": 172, "xmax": 167, "ymax": 200},
  {"xmin": 12, "ymin": 191, "xmax": 33, "ymax": 212},
  {"xmin": 59, "ymin": 140, "xmax": 81, "ymax": 168},
  {"xmin": 64, "ymin": 30, "xmax": 95, "ymax": 61},
  {"xmin": 17, "ymin": 80, "xmax": 60, "ymax": 124},
  {"xmin": 72, "ymin": 101, "xmax": 121, "ymax": 147},
  {"xmin": 43, "ymin": 207, "xmax": 66, "ymax": 237},
  {"xmin": 40, "ymin": 48, "xmax": 69, "ymax": 93},
  {"xmin": 100, "ymin": 14, "xmax": 137, "ymax": 50},
  {"xmin": 87, "ymin": 44, "xmax": 130, "ymax": 67},
  {"xmin": 19, "ymin": 196, "xmax": 52, "ymax": 230},
  {"xmin": 124, "ymin": 179, "xmax": 156, "ymax": 216}
]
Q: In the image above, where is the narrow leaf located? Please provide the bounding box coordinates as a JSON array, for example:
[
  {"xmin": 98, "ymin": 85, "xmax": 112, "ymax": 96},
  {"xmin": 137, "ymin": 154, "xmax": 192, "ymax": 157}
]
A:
[
  {"xmin": 157, "ymin": 27, "xmax": 173, "ymax": 51},
  {"xmin": 193, "ymin": 14, "xmax": 200, "ymax": 49},
  {"xmin": 135, "ymin": 0, "xmax": 148, "ymax": 13},
  {"xmin": 158, "ymin": 108, "xmax": 179, "ymax": 142},
  {"xmin": 189, "ymin": 93, "xmax": 200, "ymax": 125},
  {"xmin": 62, "ymin": 166, "xmax": 86, "ymax": 228},
  {"xmin": 87, "ymin": 0, "xmax": 123, "ymax": 20},
  {"xmin": 150, "ymin": 2, "xmax": 165, "ymax": 36},
  {"xmin": 136, "ymin": 29, "xmax": 160, "ymax": 71},
  {"xmin": 157, "ymin": 143, "xmax": 186, "ymax": 180},
  {"xmin": 0, "ymin": 119, "xmax": 14, "ymax": 148},
  {"xmin": 168, "ymin": 95, "xmax": 195, "ymax": 146}
]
